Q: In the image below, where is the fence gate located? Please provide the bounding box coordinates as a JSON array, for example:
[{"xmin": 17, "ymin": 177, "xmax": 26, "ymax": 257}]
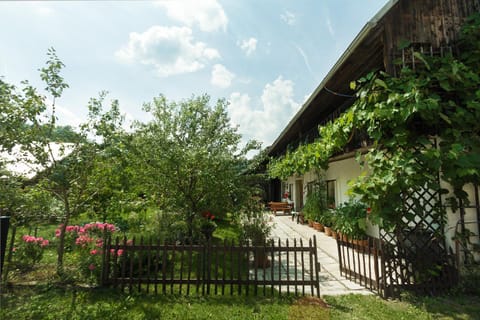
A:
[
  {"xmin": 337, "ymin": 182, "xmax": 458, "ymax": 298},
  {"xmin": 101, "ymin": 236, "xmax": 321, "ymax": 297}
]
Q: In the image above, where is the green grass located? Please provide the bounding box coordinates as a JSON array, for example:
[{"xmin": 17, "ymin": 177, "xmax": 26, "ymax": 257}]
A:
[
  {"xmin": 2, "ymin": 286, "xmax": 480, "ymax": 320},
  {"xmin": 4, "ymin": 219, "xmax": 480, "ymax": 319}
]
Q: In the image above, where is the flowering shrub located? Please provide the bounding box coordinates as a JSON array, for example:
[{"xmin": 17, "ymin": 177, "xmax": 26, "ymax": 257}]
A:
[
  {"xmin": 55, "ymin": 222, "xmax": 120, "ymax": 284},
  {"xmin": 200, "ymin": 211, "xmax": 217, "ymax": 240},
  {"xmin": 14, "ymin": 235, "xmax": 49, "ymax": 269}
]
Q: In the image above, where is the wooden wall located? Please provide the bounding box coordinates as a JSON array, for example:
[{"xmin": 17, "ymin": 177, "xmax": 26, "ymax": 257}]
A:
[{"xmin": 382, "ymin": 0, "xmax": 480, "ymax": 72}]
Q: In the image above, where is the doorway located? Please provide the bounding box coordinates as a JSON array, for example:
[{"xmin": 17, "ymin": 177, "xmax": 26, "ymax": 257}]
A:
[{"xmin": 295, "ymin": 179, "xmax": 303, "ymax": 211}]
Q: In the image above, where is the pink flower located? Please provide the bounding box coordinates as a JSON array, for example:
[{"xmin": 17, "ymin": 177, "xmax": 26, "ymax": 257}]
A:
[
  {"xmin": 55, "ymin": 229, "xmax": 61, "ymax": 238},
  {"xmin": 76, "ymin": 235, "xmax": 93, "ymax": 247},
  {"xmin": 90, "ymin": 249, "xmax": 99, "ymax": 255},
  {"xmin": 40, "ymin": 240, "xmax": 49, "ymax": 247},
  {"xmin": 117, "ymin": 249, "xmax": 124, "ymax": 256},
  {"xmin": 66, "ymin": 225, "xmax": 79, "ymax": 233},
  {"xmin": 88, "ymin": 264, "xmax": 96, "ymax": 271}
]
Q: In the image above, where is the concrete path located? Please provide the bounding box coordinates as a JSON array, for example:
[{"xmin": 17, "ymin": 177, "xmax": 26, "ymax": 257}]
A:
[{"xmin": 269, "ymin": 213, "xmax": 372, "ymax": 296}]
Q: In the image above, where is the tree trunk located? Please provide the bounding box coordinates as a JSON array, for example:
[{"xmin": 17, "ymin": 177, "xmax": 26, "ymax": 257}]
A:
[{"xmin": 57, "ymin": 195, "xmax": 71, "ymax": 276}]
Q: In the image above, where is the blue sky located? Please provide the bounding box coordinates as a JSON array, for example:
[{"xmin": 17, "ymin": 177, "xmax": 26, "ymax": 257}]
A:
[{"xmin": 0, "ymin": 0, "xmax": 388, "ymax": 149}]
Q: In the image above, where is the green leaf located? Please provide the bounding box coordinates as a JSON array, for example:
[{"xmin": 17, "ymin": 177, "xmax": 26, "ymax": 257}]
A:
[
  {"xmin": 439, "ymin": 112, "xmax": 452, "ymax": 125},
  {"xmin": 350, "ymin": 81, "xmax": 357, "ymax": 90},
  {"xmin": 374, "ymin": 78, "xmax": 388, "ymax": 89},
  {"xmin": 413, "ymin": 52, "xmax": 430, "ymax": 70}
]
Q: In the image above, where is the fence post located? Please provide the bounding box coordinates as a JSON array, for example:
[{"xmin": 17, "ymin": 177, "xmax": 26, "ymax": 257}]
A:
[
  {"xmin": 313, "ymin": 235, "xmax": 320, "ymax": 297},
  {"xmin": 100, "ymin": 229, "xmax": 109, "ymax": 286},
  {"xmin": 0, "ymin": 216, "xmax": 10, "ymax": 278}
]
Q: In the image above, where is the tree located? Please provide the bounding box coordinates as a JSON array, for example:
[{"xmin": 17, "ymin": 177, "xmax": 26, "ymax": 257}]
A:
[
  {"xmin": 132, "ymin": 94, "xmax": 259, "ymax": 240},
  {"xmin": 1, "ymin": 48, "xmax": 126, "ymax": 276}
]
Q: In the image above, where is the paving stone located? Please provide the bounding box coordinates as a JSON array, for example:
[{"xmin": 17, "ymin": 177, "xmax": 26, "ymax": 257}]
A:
[{"xmin": 268, "ymin": 214, "xmax": 372, "ymax": 296}]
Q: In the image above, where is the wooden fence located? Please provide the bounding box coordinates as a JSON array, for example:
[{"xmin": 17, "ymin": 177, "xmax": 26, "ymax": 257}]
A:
[
  {"xmin": 337, "ymin": 236, "xmax": 382, "ymax": 294},
  {"xmin": 101, "ymin": 236, "xmax": 321, "ymax": 297},
  {"xmin": 337, "ymin": 235, "xmax": 458, "ymax": 298}
]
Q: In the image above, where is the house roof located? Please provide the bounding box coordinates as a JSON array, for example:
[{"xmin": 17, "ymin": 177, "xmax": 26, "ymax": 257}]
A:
[
  {"xmin": 267, "ymin": 0, "xmax": 398, "ymax": 157},
  {"xmin": 1, "ymin": 143, "xmax": 75, "ymax": 179}
]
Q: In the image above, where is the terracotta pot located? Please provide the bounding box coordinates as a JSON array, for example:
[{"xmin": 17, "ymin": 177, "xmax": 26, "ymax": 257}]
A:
[
  {"xmin": 308, "ymin": 220, "xmax": 314, "ymax": 228},
  {"xmin": 352, "ymin": 239, "xmax": 369, "ymax": 247},
  {"xmin": 253, "ymin": 252, "xmax": 271, "ymax": 268},
  {"xmin": 312, "ymin": 221, "xmax": 324, "ymax": 232},
  {"xmin": 331, "ymin": 230, "xmax": 338, "ymax": 239},
  {"xmin": 324, "ymin": 226, "xmax": 332, "ymax": 236},
  {"xmin": 298, "ymin": 213, "xmax": 305, "ymax": 224}
]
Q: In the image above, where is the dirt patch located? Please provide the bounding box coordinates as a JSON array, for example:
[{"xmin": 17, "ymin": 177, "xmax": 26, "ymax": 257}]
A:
[
  {"xmin": 293, "ymin": 296, "xmax": 329, "ymax": 308},
  {"xmin": 289, "ymin": 296, "xmax": 330, "ymax": 320}
]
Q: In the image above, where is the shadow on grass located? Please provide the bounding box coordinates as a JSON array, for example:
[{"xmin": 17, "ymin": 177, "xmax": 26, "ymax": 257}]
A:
[
  {"xmin": 403, "ymin": 293, "xmax": 480, "ymax": 320},
  {"xmin": 2, "ymin": 284, "xmax": 325, "ymax": 320}
]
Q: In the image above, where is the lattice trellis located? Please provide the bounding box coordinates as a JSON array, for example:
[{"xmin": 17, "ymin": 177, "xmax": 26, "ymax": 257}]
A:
[{"xmin": 378, "ymin": 143, "xmax": 458, "ymax": 297}]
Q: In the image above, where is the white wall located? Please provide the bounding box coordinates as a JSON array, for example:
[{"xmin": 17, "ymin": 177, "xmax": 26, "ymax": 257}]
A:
[
  {"xmin": 442, "ymin": 182, "xmax": 480, "ymax": 262},
  {"xmin": 282, "ymin": 155, "xmax": 480, "ymax": 249},
  {"xmin": 325, "ymin": 157, "xmax": 364, "ymax": 205}
]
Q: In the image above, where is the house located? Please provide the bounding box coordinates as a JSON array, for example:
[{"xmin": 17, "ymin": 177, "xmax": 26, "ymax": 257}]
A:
[
  {"xmin": 267, "ymin": 0, "xmax": 480, "ymax": 276},
  {"xmin": 1, "ymin": 143, "xmax": 75, "ymax": 180}
]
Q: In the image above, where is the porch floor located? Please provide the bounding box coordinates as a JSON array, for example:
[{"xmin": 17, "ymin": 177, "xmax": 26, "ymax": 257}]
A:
[{"xmin": 269, "ymin": 213, "xmax": 372, "ymax": 296}]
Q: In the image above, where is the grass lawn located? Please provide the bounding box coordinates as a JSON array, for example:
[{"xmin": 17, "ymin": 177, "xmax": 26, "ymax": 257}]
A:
[
  {"xmin": 4, "ymin": 219, "xmax": 479, "ymax": 319},
  {"xmin": 1, "ymin": 285, "xmax": 479, "ymax": 320}
]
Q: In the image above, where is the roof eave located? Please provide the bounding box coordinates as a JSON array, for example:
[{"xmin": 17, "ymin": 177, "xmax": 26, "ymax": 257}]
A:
[{"xmin": 268, "ymin": 0, "xmax": 398, "ymax": 156}]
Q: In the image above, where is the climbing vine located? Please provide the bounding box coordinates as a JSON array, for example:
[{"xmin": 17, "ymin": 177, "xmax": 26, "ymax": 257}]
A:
[
  {"xmin": 269, "ymin": 13, "xmax": 480, "ymax": 228},
  {"xmin": 268, "ymin": 109, "xmax": 354, "ymax": 180}
]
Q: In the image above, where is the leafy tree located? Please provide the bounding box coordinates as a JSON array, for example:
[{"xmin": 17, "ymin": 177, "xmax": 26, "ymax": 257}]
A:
[
  {"xmin": 1, "ymin": 48, "xmax": 126, "ymax": 275},
  {"xmin": 132, "ymin": 94, "xmax": 259, "ymax": 240}
]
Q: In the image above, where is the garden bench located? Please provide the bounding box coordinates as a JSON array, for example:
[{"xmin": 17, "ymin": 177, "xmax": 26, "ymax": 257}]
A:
[{"xmin": 268, "ymin": 201, "xmax": 293, "ymax": 216}]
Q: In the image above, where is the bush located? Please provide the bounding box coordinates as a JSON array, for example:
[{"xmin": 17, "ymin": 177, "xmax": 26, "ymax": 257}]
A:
[
  {"xmin": 240, "ymin": 197, "xmax": 272, "ymax": 245},
  {"xmin": 14, "ymin": 235, "xmax": 50, "ymax": 270},
  {"xmin": 333, "ymin": 200, "xmax": 368, "ymax": 239},
  {"xmin": 55, "ymin": 222, "xmax": 119, "ymax": 284}
]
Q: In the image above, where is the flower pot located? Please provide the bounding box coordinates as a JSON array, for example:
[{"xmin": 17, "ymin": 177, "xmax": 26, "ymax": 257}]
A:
[
  {"xmin": 253, "ymin": 249, "xmax": 271, "ymax": 268},
  {"xmin": 352, "ymin": 239, "xmax": 369, "ymax": 247},
  {"xmin": 331, "ymin": 230, "xmax": 338, "ymax": 239},
  {"xmin": 308, "ymin": 220, "xmax": 314, "ymax": 228},
  {"xmin": 312, "ymin": 221, "xmax": 324, "ymax": 232},
  {"xmin": 324, "ymin": 226, "xmax": 332, "ymax": 237}
]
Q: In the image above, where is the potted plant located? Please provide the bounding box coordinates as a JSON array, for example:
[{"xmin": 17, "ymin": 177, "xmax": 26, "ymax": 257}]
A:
[
  {"xmin": 200, "ymin": 211, "xmax": 217, "ymax": 241},
  {"xmin": 240, "ymin": 196, "xmax": 273, "ymax": 268},
  {"xmin": 303, "ymin": 175, "xmax": 329, "ymax": 231},
  {"xmin": 320, "ymin": 210, "xmax": 334, "ymax": 236},
  {"xmin": 333, "ymin": 200, "xmax": 368, "ymax": 245}
]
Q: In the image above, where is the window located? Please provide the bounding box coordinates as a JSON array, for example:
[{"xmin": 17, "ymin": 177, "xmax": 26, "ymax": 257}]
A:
[{"xmin": 326, "ymin": 180, "xmax": 336, "ymax": 208}]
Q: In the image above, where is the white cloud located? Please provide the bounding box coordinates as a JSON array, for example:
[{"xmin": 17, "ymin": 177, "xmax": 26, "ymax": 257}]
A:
[
  {"xmin": 211, "ymin": 64, "xmax": 235, "ymax": 89},
  {"xmin": 293, "ymin": 44, "xmax": 317, "ymax": 81},
  {"xmin": 281, "ymin": 10, "xmax": 296, "ymax": 26},
  {"xmin": 238, "ymin": 38, "xmax": 257, "ymax": 56},
  {"xmin": 115, "ymin": 26, "xmax": 220, "ymax": 77},
  {"xmin": 26, "ymin": 2, "xmax": 55, "ymax": 16},
  {"xmin": 154, "ymin": 0, "xmax": 228, "ymax": 32},
  {"xmin": 228, "ymin": 76, "xmax": 299, "ymax": 146},
  {"xmin": 326, "ymin": 16, "xmax": 335, "ymax": 37}
]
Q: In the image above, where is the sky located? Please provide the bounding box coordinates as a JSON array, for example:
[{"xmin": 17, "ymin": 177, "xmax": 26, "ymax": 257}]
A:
[{"xmin": 0, "ymin": 0, "xmax": 389, "ymax": 151}]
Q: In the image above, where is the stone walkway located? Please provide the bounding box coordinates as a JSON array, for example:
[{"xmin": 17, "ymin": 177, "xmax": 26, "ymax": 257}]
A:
[{"xmin": 269, "ymin": 213, "xmax": 372, "ymax": 296}]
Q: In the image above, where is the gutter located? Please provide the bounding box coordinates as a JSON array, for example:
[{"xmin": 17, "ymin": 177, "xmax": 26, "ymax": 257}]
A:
[{"xmin": 268, "ymin": 0, "xmax": 398, "ymax": 156}]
